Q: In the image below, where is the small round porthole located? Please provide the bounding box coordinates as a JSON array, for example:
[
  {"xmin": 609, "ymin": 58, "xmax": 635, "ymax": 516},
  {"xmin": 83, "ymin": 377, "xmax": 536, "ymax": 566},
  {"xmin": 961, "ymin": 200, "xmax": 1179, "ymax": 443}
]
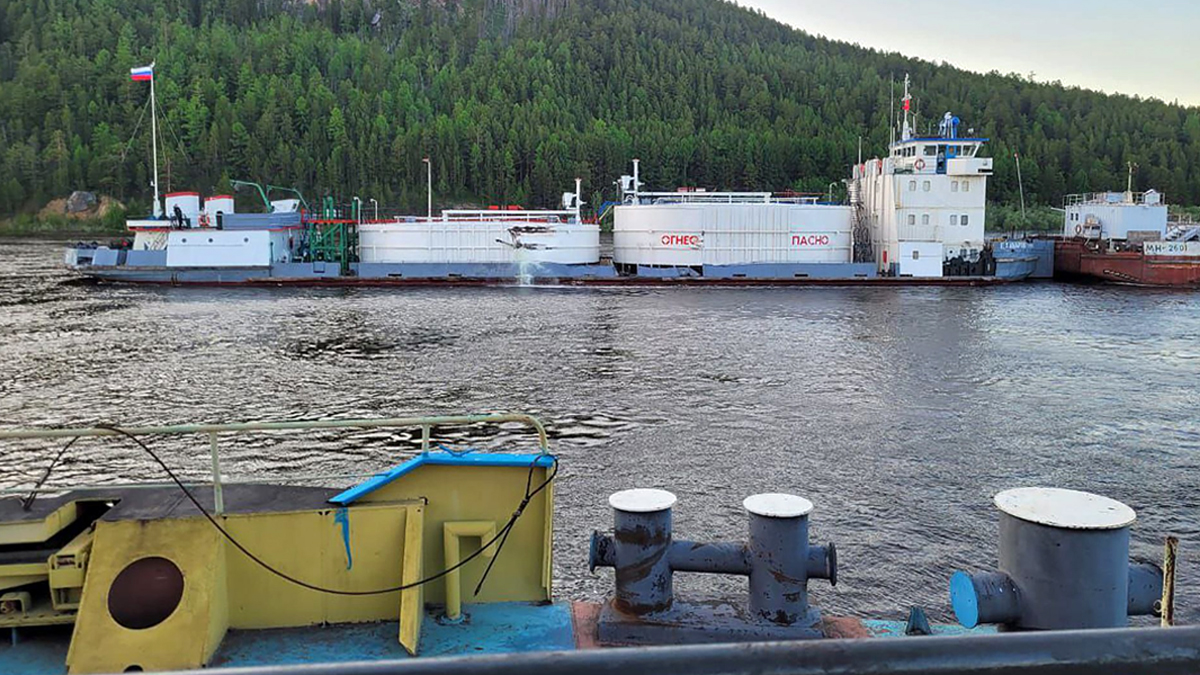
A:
[
  {"xmin": 181, "ymin": 238, "xmax": 187, "ymax": 243},
  {"xmin": 208, "ymin": 238, "xmax": 214, "ymax": 243},
  {"xmin": 244, "ymin": 238, "xmax": 249, "ymax": 243},
  {"xmin": 108, "ymin": 557, "xmax": 184, "ymax": 630}
]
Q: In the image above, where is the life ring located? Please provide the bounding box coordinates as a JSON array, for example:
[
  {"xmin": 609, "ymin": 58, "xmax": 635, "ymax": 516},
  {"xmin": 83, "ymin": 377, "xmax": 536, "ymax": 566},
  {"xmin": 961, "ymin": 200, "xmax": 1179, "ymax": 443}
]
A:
[
  {"xmin": 1075, "ymin": 224, "xmax": 1083, "ymax": 236},
  {"xmin": 199, "ymin": 213, "xmax": 211, "ymax": 228},
  {"xmin": 914, "ymin": 159, "xmax": 926, "ymax": 171}
]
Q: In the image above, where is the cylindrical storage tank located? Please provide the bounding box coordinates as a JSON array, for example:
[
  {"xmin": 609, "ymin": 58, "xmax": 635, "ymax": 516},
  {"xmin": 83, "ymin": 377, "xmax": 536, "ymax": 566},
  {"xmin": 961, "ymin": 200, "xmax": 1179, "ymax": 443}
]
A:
[
  {"xmin": 612, "ymin": 203, "xmax": 854, "ymax": 267},
  {"xmin": 358, "ymin": 220, "xmax": 600, "ymax": 265},
  {"xmin": 164, "ymin": 192, "xmax": 201, "ymax": 225},
  {"xmin": 973, "ymin": 488, "xmax": 1139, "ymax": 630},
  {"xmin": 744, "ymin": 493, "xmax": 813, "ymax": 625},
  {"xmin": 608, "ymin": 489, "xmax": 676, "ymax": 615},
  {"xmin": 204, "ymin": 195, "xmax": 235, "ymax": 217}
]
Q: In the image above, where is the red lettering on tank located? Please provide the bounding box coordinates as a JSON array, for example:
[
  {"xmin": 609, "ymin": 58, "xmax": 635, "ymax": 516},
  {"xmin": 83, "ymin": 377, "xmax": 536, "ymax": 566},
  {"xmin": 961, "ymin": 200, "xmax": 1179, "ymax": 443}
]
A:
[
  {"xmin": 792, "ymin": 235, "xmax": 831, "ymax": 246},
  {"xmin": 660, "ymin": 234, "xmax": 702, "ymax": 247}
]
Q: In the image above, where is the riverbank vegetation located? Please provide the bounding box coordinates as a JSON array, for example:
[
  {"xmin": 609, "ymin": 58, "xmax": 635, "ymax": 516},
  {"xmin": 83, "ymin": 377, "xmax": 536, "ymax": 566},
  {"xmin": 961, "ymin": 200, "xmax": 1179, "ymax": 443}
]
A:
[{"xmin": 2, "ymin": 0, "xmax": 1198, "ymax": 219}]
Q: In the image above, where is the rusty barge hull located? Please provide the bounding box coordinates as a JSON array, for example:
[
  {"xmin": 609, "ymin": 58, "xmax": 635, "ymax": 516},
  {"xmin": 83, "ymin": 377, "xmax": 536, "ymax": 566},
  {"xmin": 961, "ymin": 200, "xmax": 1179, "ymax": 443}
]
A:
[{"xmin": 1054, "ymin": 239, "xmax": 1200, "ymax": 288}]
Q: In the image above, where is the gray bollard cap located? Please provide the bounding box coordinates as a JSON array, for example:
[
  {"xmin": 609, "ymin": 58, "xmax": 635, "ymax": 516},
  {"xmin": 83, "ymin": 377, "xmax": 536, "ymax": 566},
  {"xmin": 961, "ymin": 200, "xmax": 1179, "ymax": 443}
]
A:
[
  {"xmin": 609, "ymin": 488, "xmax": 677, "ymax": 513},
  {"xmin": 994, "ymin": 487, "xmax": 1136, "ymax": 530},
  {"xmin": 743, "ymin": 493, "xmax": 813, "ymax": 518}
]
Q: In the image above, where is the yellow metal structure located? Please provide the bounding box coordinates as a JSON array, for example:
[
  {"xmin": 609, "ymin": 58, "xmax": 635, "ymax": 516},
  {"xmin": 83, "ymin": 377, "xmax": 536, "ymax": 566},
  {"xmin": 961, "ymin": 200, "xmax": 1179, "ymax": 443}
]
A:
[
  {"xmin": 49, "ymin": 526, "xmax": 94, "ymax": 610},
  {"xmin": 355, "ymin": 463, "xmax": 554, "ymax": 608},
  {"xmin": 0, "ymin": 501, "xmax": 77, "ymax": 545},
  {"xmin": 0, "ymin": 414, "xmax": 555, "ymax": 673},
  {"xmin": 442, "ymin": 521, "xmax": 498, "ymax": 621}
]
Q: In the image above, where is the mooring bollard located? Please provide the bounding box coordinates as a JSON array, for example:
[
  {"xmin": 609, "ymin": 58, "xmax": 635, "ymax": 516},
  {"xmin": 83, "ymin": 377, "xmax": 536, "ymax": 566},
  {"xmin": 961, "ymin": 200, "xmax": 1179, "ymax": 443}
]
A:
[
  {"xmin": 950, "ymin": 487, "xmax": 1163, "ymax": 630},
  {"xmin": 590, "ymin": 489, "xmax": 836, "ymax": 644}
]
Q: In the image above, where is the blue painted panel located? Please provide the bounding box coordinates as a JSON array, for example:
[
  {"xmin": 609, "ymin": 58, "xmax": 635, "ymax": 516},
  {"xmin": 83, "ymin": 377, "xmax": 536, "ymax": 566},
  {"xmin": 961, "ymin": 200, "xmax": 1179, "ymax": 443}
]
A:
[
  {"xmin": 91, "ymin": 247, "xmax": 120, "ymax": 266},
  {"xmin": 353, "ymin": 262, "xmax": 616, "ymax": 279},
  {"xmin": 860, "ymin": 619, "xmax": 997, "ymax": 638},
  {"xmin": 330, "ymin": 452, "xmax": 555, "ymax": 506},
  {"xmin": 270, "ymin": 262, "xmax": 342, "ymax": 278},
  {"xmin": 126, "ymin": 249, "xmax": 167, "ymax": 267},
  {"xmin": 0, "ymin": 625, "xmax": 73, "ymax": 675},
  {"xmin": 702, "ymin": 263, "xmax": 879, "ymax": 280}
]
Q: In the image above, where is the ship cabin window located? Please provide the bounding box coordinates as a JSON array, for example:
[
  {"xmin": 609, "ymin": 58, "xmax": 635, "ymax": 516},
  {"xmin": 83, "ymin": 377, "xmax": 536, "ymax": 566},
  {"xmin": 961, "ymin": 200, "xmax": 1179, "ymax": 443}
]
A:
[
  {"xmin": 952, "ymin": 181, "xmax": 959, "ymax": 192},
  {"xmin": 962, "ymin": 181, "xmax": 970, "ymax": 192},
  {"xmin": 909, "ymin": 180, "xmax": 917, "ymax": 192},
  {"xmin": 962, "ymin": 215, "xmax": 970, "ymax": 226},
  {"xmin": 907, "ymin": 214, "xmax": 916, "ymax": 226},
  {"xmin": 922, "ymin": 181, "xmax": 931, "ymax": 192},
  {"xmin": 923, "ymin": 145, "xmax": 937, "ymax": 156},
  {"xmin": 922, "ymin": 214, "xmax": 930, "ymax": 225},
  {"xmin": 951, "ymin": 215, "xmax": 959, "ymax": 226}
]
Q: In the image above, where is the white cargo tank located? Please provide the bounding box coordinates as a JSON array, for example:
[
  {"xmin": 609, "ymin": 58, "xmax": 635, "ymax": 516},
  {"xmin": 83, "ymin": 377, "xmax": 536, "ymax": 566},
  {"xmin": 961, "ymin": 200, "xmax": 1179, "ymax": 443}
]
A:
[
  {"xmin": 611, "ymin": 159, "xmax": 855, "ymax": 272},
  {"xmin": 164, "ymin": 192, "xmax": 202, "ymax": 227},
  {"xmin": 613, "ymin": 200, "xmax": 853, "ymax": 267},
  {"xmin": 204, "ymin": 195, "xmax": 235, "ymax": 217},
  {"xmin": 358, "ymin": 180, "xmax": 600, "ymax": 265}
]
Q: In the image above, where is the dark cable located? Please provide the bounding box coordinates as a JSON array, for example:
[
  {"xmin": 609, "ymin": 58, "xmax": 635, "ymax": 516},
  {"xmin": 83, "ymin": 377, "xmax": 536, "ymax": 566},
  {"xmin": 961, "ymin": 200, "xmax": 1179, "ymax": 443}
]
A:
[
  {"xmin": 95, "ymin": 424, "xmax": 557, "ymax": 597},
  {"xmin": 22, "ymin": 436, "xmax": 80, "ymax": 511}
]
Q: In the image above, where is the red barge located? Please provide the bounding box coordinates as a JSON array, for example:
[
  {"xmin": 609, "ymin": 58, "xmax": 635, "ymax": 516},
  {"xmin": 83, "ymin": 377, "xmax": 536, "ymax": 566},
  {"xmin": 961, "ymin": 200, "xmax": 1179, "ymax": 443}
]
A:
[{"xmin": 1053, "ymin": 190, "xmax": 1200, "ymax": 288}]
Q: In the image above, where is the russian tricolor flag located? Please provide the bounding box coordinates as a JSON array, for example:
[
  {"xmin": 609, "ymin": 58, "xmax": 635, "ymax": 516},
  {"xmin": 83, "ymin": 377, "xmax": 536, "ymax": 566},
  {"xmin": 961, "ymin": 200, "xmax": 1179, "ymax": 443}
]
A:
[{"xmin": 130, "ymin": 65, "xmax": 153, "ymax": 82}]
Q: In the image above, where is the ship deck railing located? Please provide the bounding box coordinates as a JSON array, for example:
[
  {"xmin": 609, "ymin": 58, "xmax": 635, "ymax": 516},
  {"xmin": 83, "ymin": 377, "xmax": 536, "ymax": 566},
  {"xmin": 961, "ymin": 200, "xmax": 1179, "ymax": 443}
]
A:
[
  {"xmin": 0, "ymin": 414, "xmax": 550, "ymax": 514},
  {"xmin": 1065, "ymin": 191, "xmax": 1166, "ymax": 207},
  {"xmin": 635, "ymin": 191, "xmax": 823, "ymax": 205}
]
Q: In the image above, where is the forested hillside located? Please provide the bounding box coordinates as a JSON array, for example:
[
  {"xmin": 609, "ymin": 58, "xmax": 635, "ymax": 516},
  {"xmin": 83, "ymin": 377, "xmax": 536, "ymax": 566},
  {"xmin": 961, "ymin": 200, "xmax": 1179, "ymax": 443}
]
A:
[{"xmin": 1, "ymin": 0, "xmax": 1198, "ymax": 218}]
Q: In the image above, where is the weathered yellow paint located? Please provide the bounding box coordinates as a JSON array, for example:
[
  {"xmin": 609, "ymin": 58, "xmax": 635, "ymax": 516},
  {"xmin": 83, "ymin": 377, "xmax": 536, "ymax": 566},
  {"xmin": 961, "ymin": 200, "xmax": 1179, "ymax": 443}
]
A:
[
  {"xmin": 442, "ymin": 521, "xmax": 498, "ymax": 621},
  {"xmin": 66, "ymin": 518, "xmax": 228, "ymax": 674},
  {"xmin": 0, "ymin": 562, "xmax": 47, "ymax": 592},
  {"xmin": 49, "ymin": 526, "xmax": 95, "ymax": 610},
  {"xmin": 222, "ymin": 502, "xmax": 417, "ymax": 628},
  {"xmin": 357, "ymin": 464, "xmax": 553, "ymax": 606},
  {"xmin": 399, "ymin": 503, "xmax": 425, "ymax": 655},
  {"xmin": 47, "ymin": 459, "xmax": 550, "ymax": 671},
  {"xmin": 0, "ymin": 501, "xmax": 77, "ymax": 546}
]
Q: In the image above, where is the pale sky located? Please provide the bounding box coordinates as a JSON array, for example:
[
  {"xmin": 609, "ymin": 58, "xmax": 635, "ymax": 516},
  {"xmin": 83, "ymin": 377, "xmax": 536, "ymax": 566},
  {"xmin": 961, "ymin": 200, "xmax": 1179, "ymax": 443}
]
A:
[{"xmin": 738, "ymin": 0, "xmax": 1200, "ymax": 107}]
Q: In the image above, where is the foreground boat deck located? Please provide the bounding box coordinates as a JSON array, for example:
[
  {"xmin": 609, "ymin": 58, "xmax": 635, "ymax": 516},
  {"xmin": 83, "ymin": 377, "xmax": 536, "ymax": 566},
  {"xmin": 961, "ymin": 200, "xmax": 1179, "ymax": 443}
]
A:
[{"xmin": 2, "ymin": 601, "xmax": 994, "ymax": 675}]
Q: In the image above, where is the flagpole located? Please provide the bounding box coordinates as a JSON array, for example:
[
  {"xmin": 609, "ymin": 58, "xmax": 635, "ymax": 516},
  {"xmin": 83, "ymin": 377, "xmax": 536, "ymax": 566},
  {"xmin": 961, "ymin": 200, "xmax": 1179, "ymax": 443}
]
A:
[{"xmin": 149, "ymin": 61, "xmax": 161, "ymax": 217}]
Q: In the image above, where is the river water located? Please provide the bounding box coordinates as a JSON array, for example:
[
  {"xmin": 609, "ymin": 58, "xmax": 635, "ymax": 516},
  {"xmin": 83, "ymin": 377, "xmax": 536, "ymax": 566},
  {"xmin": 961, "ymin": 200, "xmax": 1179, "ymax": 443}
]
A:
[{"xmin": 1, "ymin": 239, "xmax": 1197, "ymax": 624}]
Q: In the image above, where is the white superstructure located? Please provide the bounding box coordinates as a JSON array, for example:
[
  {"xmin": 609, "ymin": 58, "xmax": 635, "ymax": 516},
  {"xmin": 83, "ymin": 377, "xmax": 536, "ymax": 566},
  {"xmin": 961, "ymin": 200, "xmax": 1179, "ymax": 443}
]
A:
[
  {"xmin": 851, "ymin": 76, "xmax": 993, "ymax": 277},
  {"xmin": 1062, "ymin": 191, "xmax": 1167, "ymax": 241}
]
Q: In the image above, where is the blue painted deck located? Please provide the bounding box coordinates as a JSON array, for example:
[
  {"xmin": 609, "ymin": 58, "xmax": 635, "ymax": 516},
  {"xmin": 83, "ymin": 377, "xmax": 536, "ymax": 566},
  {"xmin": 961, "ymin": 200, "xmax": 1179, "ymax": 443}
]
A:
[
  {"xmin": 211, "ymin": 602, "xmax": 576, "ymax": 667},
  {"xmin": 2, "ymin": 625, "xmax": 72, "ymax": 675},
  {"xmin": 861, "ymin": 619, "xmax": 997, "ymax": 638}
]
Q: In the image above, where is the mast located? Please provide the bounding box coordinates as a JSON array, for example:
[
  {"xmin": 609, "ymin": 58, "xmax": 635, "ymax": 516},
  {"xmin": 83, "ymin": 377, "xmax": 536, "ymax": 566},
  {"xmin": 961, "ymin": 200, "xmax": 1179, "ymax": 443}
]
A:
[
  {"xmin": 901, "ymin": 74, "xmax": 913, "ymax": 142},
  {"xmin": 150, "ymin": 61, "xmax": 161, "ymax": 217}
]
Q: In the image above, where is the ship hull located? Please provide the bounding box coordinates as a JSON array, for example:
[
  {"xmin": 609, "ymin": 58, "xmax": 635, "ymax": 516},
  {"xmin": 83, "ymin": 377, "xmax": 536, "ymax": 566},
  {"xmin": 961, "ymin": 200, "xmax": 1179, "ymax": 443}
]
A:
[{"xmin": 1054, "ymin": 238, "xmax": 1200, "ymax": 287}]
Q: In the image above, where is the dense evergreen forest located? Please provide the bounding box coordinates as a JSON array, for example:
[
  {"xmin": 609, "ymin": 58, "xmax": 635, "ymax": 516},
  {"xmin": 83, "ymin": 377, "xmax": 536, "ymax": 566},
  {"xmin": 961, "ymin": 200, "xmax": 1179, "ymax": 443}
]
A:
[{"xmin": 1, "ymin": 0, "xmax": 1199, "ymax": 219}]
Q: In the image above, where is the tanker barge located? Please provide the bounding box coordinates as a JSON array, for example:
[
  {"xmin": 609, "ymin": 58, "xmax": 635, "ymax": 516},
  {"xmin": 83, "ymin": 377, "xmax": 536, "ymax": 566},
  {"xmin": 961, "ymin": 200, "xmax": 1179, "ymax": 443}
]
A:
[
  {"xmin": 64, "ymin": 73, "xmax": 1033, "ymax": 287},
  {"xmin": 0, "ymin": 413, "xmax": 1183, "ymax": 674},
  {"xmin": 1053, "ymin": 189, "xmax": 1200, "ymax": 287}
]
